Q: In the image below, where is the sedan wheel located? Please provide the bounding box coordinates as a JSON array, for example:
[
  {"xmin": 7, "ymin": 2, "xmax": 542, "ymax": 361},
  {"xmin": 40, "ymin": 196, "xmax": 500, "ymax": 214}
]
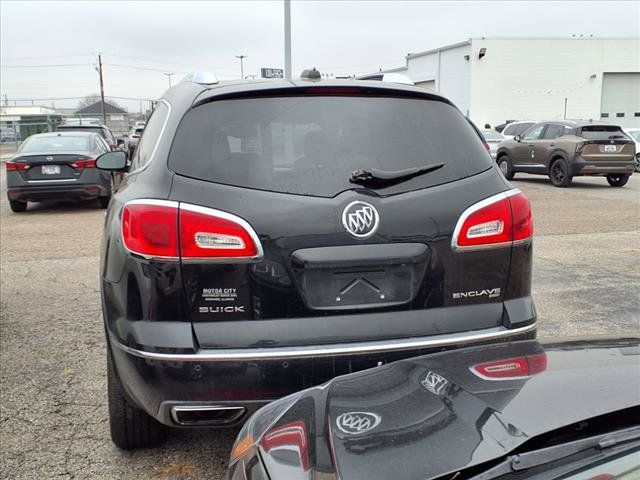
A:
[{"xmin": 497, "ymin": 155, "xmax": 515, "ymax": 180}]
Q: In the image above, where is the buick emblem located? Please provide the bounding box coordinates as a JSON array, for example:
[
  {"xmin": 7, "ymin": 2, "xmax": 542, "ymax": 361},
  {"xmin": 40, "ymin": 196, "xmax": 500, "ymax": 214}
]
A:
[
  {"xmin": 336, "ymin": 411, "xmax": 381, "ymax": 435},
  {"xmin": 45, "ymin": 156, "xmax": 54, "ymax": 161},
  {"xmin": 342, "ymin": 201, "xmax": 379, "ymax": 238},
  {"xmin": 421, "ymin": 371, "xmax": 448, "ymax": 396}
]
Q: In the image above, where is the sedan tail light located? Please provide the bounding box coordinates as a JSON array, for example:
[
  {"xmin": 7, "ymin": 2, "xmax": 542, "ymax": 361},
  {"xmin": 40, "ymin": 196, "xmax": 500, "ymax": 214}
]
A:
[
  {"xmin": 452, "ymin": 189, "xmax": 533, "ymax": 251},
  {"xmin": 71, "ymin": 159, "xmax": 96, "ymax": 169},
  {"xmin": 470, "ymin": 353, "xmax": 547, "ymax": 380},
  {"xmin": 5, "ymin": 161, "xmax": 29, "ymax": 172},
  {"xmin": 121, "ymin": 200, "xmax": 262, "ymax": 261}
]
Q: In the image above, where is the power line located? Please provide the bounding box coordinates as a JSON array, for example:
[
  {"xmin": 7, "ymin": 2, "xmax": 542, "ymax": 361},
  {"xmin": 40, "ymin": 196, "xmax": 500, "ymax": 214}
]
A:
[
  {"xmin": 6, "ymin": 95, "xmax": 156, "ymax": 101},
  {"xmin": 101, "ymin": 52, "xmax": 234, "ymax": 72},
  {"xmin": 103, "ymin": 63, "xmax": 190, "ymax": 74},
  {"xmin": 0, "ymin": 63, "xmax": 90, "ymax": 68},
  {"xmin": 0, "ymin": 52, "xmax": 92, "ymax": 61}
]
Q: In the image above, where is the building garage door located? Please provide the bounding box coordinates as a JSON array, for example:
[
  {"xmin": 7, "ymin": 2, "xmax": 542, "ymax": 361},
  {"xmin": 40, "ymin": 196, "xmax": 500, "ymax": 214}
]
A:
[
  {"xmin": 416, "ymin": 80, "xmax": 436, "ymax": 91},
  {"xmin": 600, "ymin": 72, "xmax": 640, "ymax": 127}
]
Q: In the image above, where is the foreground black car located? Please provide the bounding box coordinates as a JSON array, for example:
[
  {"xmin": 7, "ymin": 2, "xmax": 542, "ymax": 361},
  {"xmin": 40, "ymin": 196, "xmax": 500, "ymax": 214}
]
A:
[
  {"xmin": 6, "ymin": 131, "xmax": 113, "ymax": 211},
  {"xmin": 96, "ymin": 73, "xmax": 535, "ymax": 449},
  {"xmin": 228, "ymin": 337, "xmax": 640, "ymax": 480}
]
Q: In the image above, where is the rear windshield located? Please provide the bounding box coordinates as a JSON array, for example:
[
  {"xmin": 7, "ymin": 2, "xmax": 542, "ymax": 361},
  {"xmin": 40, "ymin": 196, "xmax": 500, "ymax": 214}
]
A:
[
  {"xmin": 579, "ymin": 126, "xmax": 627, "ymax": 140},
  {"xmin": 169, "ymin": 96, "xmax": 493, "ymax": 197},
  {"xmin": 20, "ymin": 136, "xmax": 90, "ymax": 153}
]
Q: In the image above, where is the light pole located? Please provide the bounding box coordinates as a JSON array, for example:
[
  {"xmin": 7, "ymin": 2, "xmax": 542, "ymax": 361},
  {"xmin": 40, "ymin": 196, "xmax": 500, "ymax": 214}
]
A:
[
  {"xmin": 284, "ymin": 0, "xmax": 291, "ymax": 81},
  {"xmin": 163, "ymin": 72, "xmax": 174, "ymax": 87},
  {"xmin": 235, "ymin": 55, "xmax": 247, "ymax": 79}
]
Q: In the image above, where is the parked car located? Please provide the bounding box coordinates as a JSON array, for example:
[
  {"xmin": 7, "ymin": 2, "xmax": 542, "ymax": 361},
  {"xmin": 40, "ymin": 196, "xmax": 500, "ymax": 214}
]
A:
[
  {"xmin": 496, "ymin": 121, "xmax": 636, "ymax": 187},
  {"xmin": 500, "ymin": 120, "xmax": 540, "ymax": 139},
  {"xmin": 125, "ymin": 126, "xmax": 144, "ymax": 155},
  {"xmin": 96, "ymin": 72, "xmax": 535, "ymax": 450},
  {"xmin": 5, "ymin": 131, "xmax": 113, "ymax": 212},
  {"xmin": 57, "ymin": 122, "xmax": 117, "ymax": 150},
  {"xmin": 482, "ymin": 129, "xmax": 505, "ymax": 159},
  {"xmin": 623, "ymin": 127, "xmax": 640, "ymax": 172},
  {"xmin": 228, "ymin": 336, "xmax": 640, "ymax": 480},
  {"xmin": 0, "ymin": 128, "xmax": 20, "ymax": 143}
]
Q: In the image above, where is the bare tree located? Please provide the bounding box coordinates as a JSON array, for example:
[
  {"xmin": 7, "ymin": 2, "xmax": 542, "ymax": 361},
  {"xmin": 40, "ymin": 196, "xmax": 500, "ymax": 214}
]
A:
[{"xmin": 77, "ymin": 94, "xmax": 122, "ymax": 110}]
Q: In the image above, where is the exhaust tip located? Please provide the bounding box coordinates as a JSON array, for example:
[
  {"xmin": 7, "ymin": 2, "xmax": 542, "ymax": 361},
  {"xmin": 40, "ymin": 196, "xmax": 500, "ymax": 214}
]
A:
[{"xmin": 170, "ymin": 405, "xmax": 247, "ymax": 426}]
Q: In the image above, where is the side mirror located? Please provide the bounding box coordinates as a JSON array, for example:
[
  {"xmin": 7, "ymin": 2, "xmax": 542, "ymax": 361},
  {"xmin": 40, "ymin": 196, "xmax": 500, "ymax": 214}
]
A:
[
  {"xmin": 514, "ymin": 135, "xmax": 521, "ymax": 142},
  {"xmin": 96, "ymin": 150, "xmax": 128, "ymax": 171}
]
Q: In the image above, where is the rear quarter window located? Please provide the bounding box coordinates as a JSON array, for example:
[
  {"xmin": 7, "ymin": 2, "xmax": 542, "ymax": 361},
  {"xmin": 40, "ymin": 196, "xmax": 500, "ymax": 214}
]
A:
[{"xmin": 169, "ymin": 95, "xmax": 493, "ymax": 197}]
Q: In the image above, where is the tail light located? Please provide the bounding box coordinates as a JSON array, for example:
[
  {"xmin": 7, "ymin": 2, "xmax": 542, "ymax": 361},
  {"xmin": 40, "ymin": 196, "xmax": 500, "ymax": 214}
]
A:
[
  {"xmin": 71, "ymin": 159, "xmax": 96, "ymax": 169},
  {"xmin": 483, "ymin": 142, "xmax": 491, "ymax": 153},
  {"xmin": 471, "ymin": 353, "xmax": 547, "ymax": 380},
  {"xmin": 121, "ymin": 200, "xmax": 262, "ymax": 261},
  {"xmin": 132, "ymin": 134, "xmax": 140, "ymax": 138},
  {"xmin": 5, "ymin": 161, "xmax": 29, "ymax": 172},
  {"xmin": 452, "ymin": 189, "xmax": 533, "ymax": 251},
  {"xmin": 261, "ymin": 421, "xmax": 310, "ymax": 471},
  {"xmin": 576, "ymin": 141, "xmax": 586, "ymax": 154}
]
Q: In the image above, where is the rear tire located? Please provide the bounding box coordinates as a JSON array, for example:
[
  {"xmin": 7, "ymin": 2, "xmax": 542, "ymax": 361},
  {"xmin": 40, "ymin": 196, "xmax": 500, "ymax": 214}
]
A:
[
  {"xmin": 9, "ymin": 200, "xmax": 27, "ymax": 212},
  {"xmin": 606, "ymin": 174, "xmax": 630, "ymax": 187},
  {"xmin": 497, "ymin": 155, "xmax": 515, "ymax": 180},
  {"xmin": 107, "ymin": 348, "xmax": 166, "ymax": 450},
  {"xmin": 99, "ymin": 196, "xmax": 111, "ymax": 209},
  {"xmin": 549, "ymin": 158, "xmax": 572, "ymax": 187}
]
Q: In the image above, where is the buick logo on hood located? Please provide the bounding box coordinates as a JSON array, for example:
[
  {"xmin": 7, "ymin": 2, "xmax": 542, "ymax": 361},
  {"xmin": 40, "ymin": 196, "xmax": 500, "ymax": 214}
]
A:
[
  {"xmin": 342, "ymin": 201, "xmax": 379, "ymax": 238},
  {"xmin": 336, "ymin": 411, "xmax": 381, "ymax": 435}
]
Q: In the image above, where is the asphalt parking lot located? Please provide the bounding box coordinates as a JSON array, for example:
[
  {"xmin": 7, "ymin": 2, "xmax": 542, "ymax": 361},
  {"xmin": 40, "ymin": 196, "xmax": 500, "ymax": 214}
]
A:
[{"xmin": 1, "ymin": 172, "xmax": 639, "ymax": 479}]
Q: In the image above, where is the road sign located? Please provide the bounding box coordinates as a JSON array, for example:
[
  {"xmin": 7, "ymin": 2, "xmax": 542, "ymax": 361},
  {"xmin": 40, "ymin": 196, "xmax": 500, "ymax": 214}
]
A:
[{"xmin": 261, "ymin": 68, "xmax": 284, "ymax": 79}]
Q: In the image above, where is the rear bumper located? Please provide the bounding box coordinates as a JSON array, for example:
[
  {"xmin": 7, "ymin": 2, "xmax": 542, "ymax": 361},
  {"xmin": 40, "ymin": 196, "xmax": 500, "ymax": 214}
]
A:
[
  {"xmin": 7, "ymin": 183, "xmax": 108, "ymax": 202},
  {"xmin": 571, "ymin": 157, "xmax": 635, "ymax": 176},
  {"xmin": 107, "ymin": 299, "xmax": 536, "ymax": 427}
]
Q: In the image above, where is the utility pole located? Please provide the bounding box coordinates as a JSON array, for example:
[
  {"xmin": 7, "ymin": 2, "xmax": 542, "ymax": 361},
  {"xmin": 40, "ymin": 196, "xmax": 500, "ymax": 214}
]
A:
[
  {"xmin": 163, "ymin": 72, "xmax": 174, "ymax": 87},
  {"xmin": 97, "ymin": 54, "xmax": 107, "ymax": 126},
  {"xmin": 284, "ymin": 0, "xmax": 292, "ymax": 81},
  {"xmin": 235, "ymin": 55, "xmax": 247, "ymax": 79}
]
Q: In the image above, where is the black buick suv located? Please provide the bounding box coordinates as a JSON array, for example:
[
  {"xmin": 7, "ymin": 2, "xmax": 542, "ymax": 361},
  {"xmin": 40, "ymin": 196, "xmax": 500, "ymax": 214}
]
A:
[{"xmin": 96, "ymin": 72, "xmax": 536, "ymax": 449}]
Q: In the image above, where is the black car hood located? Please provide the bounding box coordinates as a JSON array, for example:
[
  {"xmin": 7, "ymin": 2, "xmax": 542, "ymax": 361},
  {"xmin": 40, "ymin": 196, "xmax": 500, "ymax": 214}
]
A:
[{"xmin": 265, "ymin": 338, "xmax": 640, "ymax": 480}]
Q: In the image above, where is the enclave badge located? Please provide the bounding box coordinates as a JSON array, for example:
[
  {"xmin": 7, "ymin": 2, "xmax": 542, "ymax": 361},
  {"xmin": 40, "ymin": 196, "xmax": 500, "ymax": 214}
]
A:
[
  {"xmin": 336, "ymin": 411, "xmax": 381, "ymax": 435},
  {"xmin": 342, "ymin": 201, "xmax": 379, "ymax": 238}
]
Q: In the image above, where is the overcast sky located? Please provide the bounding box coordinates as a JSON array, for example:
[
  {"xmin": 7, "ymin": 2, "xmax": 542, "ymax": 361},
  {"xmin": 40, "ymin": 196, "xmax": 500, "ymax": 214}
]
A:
[{"xmin": 1, "ymin": 0, "xmax": 638, "ymax": 112}]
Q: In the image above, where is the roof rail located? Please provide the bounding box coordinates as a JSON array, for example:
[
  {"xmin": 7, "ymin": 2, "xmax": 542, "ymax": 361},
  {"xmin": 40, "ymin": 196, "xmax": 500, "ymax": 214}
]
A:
[{"xmin": 182, "ymin": 71, "xmax": 220, "ymax": 86}]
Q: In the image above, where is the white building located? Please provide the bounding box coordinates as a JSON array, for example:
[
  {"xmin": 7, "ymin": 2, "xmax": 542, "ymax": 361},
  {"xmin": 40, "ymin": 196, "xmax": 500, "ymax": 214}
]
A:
[{"xmin": 360, "ymin": 37, "xmax": 640, "ymax": 128}]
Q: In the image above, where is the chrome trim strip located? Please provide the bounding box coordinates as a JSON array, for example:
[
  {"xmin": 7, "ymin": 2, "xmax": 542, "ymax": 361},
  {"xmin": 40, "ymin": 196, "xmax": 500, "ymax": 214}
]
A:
[
  {"xmin": 513, "ymin": 164, "xmax": 545, "ymax": 168},
  {"xmin": 126, "ymin": 99, "xmax": 171, "ymax": 176},
  {"xmin": 110, "ymin": 323, "xmax": 536, "ymax": 362},
  {"xmin": 26, "ymin": 178, "xmax": 78, "ymax": 183},
  {"xmin": 170, "ymin": 405, "xmax": 246, "ymax": 425},
  {"xmin": 179, "ymin": 203, "xmax": 264, "ymax": 262},
  {"xmin": 451, "ymin": 188, "xmax": 531, "ymax": 253}
]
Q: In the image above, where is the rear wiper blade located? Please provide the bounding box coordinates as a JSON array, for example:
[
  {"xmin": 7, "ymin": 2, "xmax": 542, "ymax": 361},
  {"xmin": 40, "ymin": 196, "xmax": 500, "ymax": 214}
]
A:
[
  {"xmin": 469, "ymin": 425, "xmax": 640, "ymax": 480},
  {"xmin": 350, "ymin": 163, "xmax": 445, "ymax": 188}
]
